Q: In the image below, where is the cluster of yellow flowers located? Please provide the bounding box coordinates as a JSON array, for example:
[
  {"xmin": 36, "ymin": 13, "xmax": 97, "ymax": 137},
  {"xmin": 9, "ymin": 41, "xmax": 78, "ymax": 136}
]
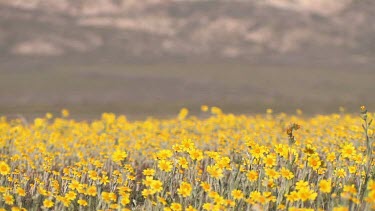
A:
[{"xmin": 0, "ymin": 106, "xmax": 374, "ymax": 210}]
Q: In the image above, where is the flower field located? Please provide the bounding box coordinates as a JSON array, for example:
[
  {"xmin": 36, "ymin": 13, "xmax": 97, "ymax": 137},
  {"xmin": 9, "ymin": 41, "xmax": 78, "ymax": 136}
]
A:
[{"xmin": 0, "ymin": 106, "xmax": 374, "ymax": 211}]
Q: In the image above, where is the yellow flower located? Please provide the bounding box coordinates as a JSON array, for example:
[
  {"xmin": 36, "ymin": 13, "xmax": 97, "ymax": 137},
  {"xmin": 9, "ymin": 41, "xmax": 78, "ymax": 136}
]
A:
[
  {"xmin": 275, "ymin": 144, "xmax": 289, "ymax": 158},
  {"xmin": 65, "ymin": 191, "xmax": 77, "ymax": 201},
  {"xmin": 263, "ymin": 153, "xmax": 276, "ymax": 168},
  {"xmin": 201, "ymin": 105, "xmax": 209, "ymax": 112},
  {"xmin": 246, "ymin": 170, "xmax": 258, "ymax": 182},
  {"xmin": 86, "ymin": 186, "xmax": 97, "ymax": 196},
  {"xmin": 142, "ymin": 168, "xmax": 155, "ymax": 176},
  {"xmin": 172, "ymin": 144, "xmax": 183, "ymax": 152},
  {"xmin": 280, "ymin": 167, "xmax": 294, "ymax": 180},
  {"xmin": 295, "ymin": 180, "xmax": 309, "ymax": 190},
  {"xmin": 142, "ymin": 189, "xmax": 152, "ymax": 198},
  {"xmin": 333, "ymin": 206, "xmax": 349, "ymax": 211},
  {"xmin": 360, "ymin": 105, "xmax": 367, "ymax": 112},
  {"xmin": 170, "ymin": 202, "xmax": 182, "ymax": 211},
  {"xmin": 69, "ymin": 180, "xmax": 80, "ymax": 190},
  {"xmin": 206, "ymin": 165, "xmax": 223, "ymax": 179},
  {"xmin": 335, "ymin": 168, "xmax": 346, "ymax": 178},
  {"xmin": 177, "ymin": 157, "xmax": 189, "ymax": 169},
  {"xmin": 0, "ymin": 186, "xmax": 7, "ymax": 193},
  {"xmin": 208, "ymin": 191, "xmax": 219, "ymax": 199},
  {"xmin": 121, "ymin": 195, "xmax": 131, "ymax": 206},
  {"xmin": 200, "ymin": 182, "xmax": 211, "ymax": 192},
  {"xmin": 178, "ymin": 108, "xmax": 189, "ymax": 120},
  {"xmin": 45, "ymin": 112, "xmax": 53, "ymax": 119},
  {"xmin": 128, "ymin": 175, "xmax": 136, "ymax": 180},
  {"xmin": 57, "ymin": 196, "xmax": 70, "ymax": 207},
  {"xmin": 319, "ymin": 179, "xmax": 332, "ymax": 193},
  {"xmin": 250, "ymin": 145, "xmax": 266, "ymax": 159},
  {"xmin": 78, "ymin": 199, "xmax": 88, "ymax": 206},
  {"xmin": 308, "ymin": 155, "xmax": 321, "ymax": 170},
  {"xmin": 11, "ymin": 207, "xmax": 26, "ymax": 211},
  {"xmin": 211, "ymin": 107, "xmax": 222, "ymax": 115},
  {"xmin": 109, "ymin": 192, "xmax": 117, "ymax": 201},
  {"xmin": 231, "ymin": 189, "xmax": 244, "ymax": 200},
  {"xmin": 249, "ymin": 191, "xmax": 261, "ymax": 202},
  {"xmin": 43, "ymin": 199, "xmax": 54, "ymax": 208},
  {"xmin": 143, "ymin": 176, "xmax": 154, "ymax": 187},
  {"xmin": 4, "ymin": 193, "xmax": 14, "ymax": 205},
  {"xmin": 265, "ymin": 168, "xmax": 280, "ymax": 180},
  {"xmin": 100, "ymin": 174, "xmax": 109, "ymax": 185},
  {"xmin": 118, "ymin": 186, "xmax": 131, "ymax": 195},
  {"xmin": 158, "ymin": 160, "xmax": 173, "ymax": 172},
  {"xmin": 365, "ymin": 190, "xmax": 375, "ymax": 203},
  {"xmin": 285, "ymin": 191, "xmax": 299, "ymax": 202},
  {"xmin": 341, "ymin": 144, "xmax": 356, "ymax": 159},
  {"xmin": 181, "ymin": 139, "xmax": 195, "ymax": 150},
  {"xmin": 263, "ymin": 192, "xmax": 276, "ymax": 203},
  {"xmin": 156, "ymin": 150, "xmax": 173, "ymax": 160},
  {"xmin": 327, "ymin": 152, "xmax": 336, "ymax": 162},
  {"xmin": 368, "ymin": 180, "xmax": 375, "ymax": 191},
  {"xmin": 216, "ymin": 156, "xmax": 231, "ymax": 169},
  {"xmin": 0, "ymin": 162, "xmax": 10, "ymax": 175},
  {"xmin": 277, "ymin": 204, "xmax": 286, "ymax": 210},
  {"xmin": 109, "ymin": 204, "xmax": 119, "ymax": 209},
  {"xmin": 112, "ymin": 150, "xmax": 128, "ymax": 163},
  {"xmin": 189, "ymin": 149, "xmax": 203, "ymax": 161},
  {"xmin": 150, "ymin": 180, "xmax": 163, "ymax": 193},
  {"xmin": 16, "ymin": 187, "xmax": 26, "ymax": 197},
  {"xmin": 343, "ymin": 184, "xmax": 357, "ymax": 194},
  {"xmin": 34, "ymin": 118, "xmax": 45, "ymax": 128},
  {"xmin": 38, "ymin": 187, "xmax": 48, "ymax": 196},
  {"xmin": 88, "ymin": 170, "xmax": 100, "ymax": 181},
  {"xmin": 202, "ymin": 203, "xmax": 216, "ymax": 211},
  {"xmin": 213, "ymin": 195, "xmax": 226, "ymax": 205},
  {"xmin": 61, "ymin": 109, "xmax": 69, "ymax": 117},
  {"xmin": 102, "ymin": 192, "xmax": 115, "ymax": 203},
  {"xmin": 186, "ymin": 205, "xmax": 198, "ymax": 211},
  {"xmin": 348, "ymin": 166, "xmax": 357, "ymax": 174},
  {"xmin": 177, "ymin": 182, "xmax": 192, "ymax": 197},
  {"xmin": 226, "ymin": 199, "xmax": 235, "ymax": 207},
  {"xmin": 298, "ymin": 187, "xmax": 317, "ymax": 201}
]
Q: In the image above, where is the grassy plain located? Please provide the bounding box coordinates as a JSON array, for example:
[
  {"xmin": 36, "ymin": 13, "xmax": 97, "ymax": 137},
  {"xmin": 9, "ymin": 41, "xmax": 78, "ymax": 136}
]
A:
[{"xmin": 0, "ymin": 62, "xmax": 374, "ymax": 119}]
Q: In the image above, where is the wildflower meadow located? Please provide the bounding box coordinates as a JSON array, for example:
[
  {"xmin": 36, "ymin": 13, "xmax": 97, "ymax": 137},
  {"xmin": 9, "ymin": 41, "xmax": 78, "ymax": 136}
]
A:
[{"xmin": 0, "ymin": 106, "xmax": 374, "ymax": 211}]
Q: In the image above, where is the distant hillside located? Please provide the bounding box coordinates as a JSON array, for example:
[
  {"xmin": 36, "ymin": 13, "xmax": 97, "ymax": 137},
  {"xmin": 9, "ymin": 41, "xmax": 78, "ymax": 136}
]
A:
[{"xmin": 0, "ymin": 0, "xmax": 374, "ymax": 65}]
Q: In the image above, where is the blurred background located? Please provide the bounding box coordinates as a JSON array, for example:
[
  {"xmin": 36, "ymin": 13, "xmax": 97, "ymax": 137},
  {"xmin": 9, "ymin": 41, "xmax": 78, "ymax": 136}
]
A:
[{"xmin": 0, "ymin": 0, "xmax": 374, "ymax": 119}]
